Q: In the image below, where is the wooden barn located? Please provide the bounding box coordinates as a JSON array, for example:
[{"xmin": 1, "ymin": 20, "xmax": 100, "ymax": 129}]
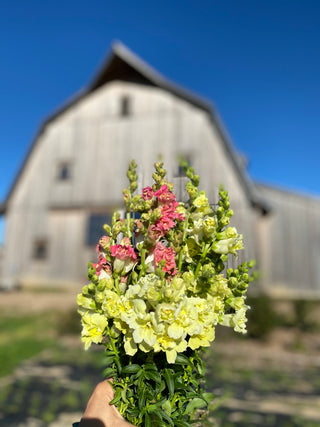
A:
[{"xmin": 0, "ymin": 42, "xmax": 319, "ymax": 298}]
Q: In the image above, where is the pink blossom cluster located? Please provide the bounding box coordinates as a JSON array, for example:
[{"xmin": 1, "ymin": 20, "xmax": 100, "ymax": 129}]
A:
[
  {"xmin": 142, "ymin": 184, "xmax": 185, "ymax": 275},
  {"xmin": 93, "ymin": 253, "xmax": 110, "ymax": 276},
  {"xmin": 153, "ymin": 241, "xmax": 177, "ymax": 275},
  {"xmin": 110, "ymin": 237, "xmax": 137, "ymax": 262},
  {"xmin": 144, "ymin": 185, "xmax": 184, "ymax": 241}
]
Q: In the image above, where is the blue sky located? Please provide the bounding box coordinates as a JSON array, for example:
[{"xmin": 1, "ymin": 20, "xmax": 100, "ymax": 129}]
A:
[{"xmin": 1, "ymin": 1, "xmax": 320, "ymax": 242}]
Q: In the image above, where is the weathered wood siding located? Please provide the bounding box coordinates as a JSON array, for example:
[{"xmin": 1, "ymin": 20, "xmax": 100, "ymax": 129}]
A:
[
  {"xmin": 2, "ymin": 81, "xmax": 256, "ymax": 287},
  {"xmin": 257, "ymin": 184, "xmax": 320, "ymax": 298}
]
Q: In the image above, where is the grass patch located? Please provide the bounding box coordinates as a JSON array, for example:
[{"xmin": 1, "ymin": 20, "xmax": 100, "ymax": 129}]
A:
[
  {"xmin": 0, "ymin": 309, "xmax": 103, "ymax": 378},
  {"xmin": 0, "ymin": 312, "xmax": 59, "ymax": 377}
]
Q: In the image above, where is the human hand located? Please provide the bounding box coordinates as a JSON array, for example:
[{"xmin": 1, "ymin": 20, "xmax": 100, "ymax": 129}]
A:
[{"xmin": 79, "ymin": 380, "xmax": 134, "ymax": 427}]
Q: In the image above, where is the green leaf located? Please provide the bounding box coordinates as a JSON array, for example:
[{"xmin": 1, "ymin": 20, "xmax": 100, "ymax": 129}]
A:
[
  {"xmin": 159, "ymin": 409, "xmax": 174, "ymax": 426},
  {"xmin": 164, "ymin": 368, "xmax": 175, "ymax": 399},
  {"xmin": 147, "ymin": 403, "xmax": 162, "ymax": 413},
  {"xmin": 175, "ymin": 354, "xmax": 192, "ymax": 366},
  {"xmin": 121, "ymin": 364, "xmax": 141, "ymax": 374},
  {"xmin": 162, "ymin": 399, "xmax": 172, "ymax": 415},
  {"xmin": 202, "ymin": 392, "xmax": 214, "ymax": 403},
  {"xmin": 144, "ymin": 370, "xmax": 161, "ymax": 383},
  {"xmin": 109, "ymin": 388, "xmax": 122, "ymax": 405},
  {"xmin": 174, "ymin": 376, "xmax": 184, "ymax": 390},
  {"xmin": 174, "ymin": 420, "xmax": 192, "ymax": 427},
  {"xmin": 138, "ymin": 386, "xmax": 146, "ymax": 411},
  {"xmin": 121, "ymin": 389, "xmax": 129, "ymax": 404},
  {"xmin": 144, "ymin": 412, "xmax": 151, "ymax": 427},
  {"xmin": 126, "ymin": 407, "xmax": 139, "ymax": 418},
  {"xmin": 144, "ymin": 362, "xmax": 158, "ymax": 372},
  {"xmin": 157, "ymin": 380, "xmax": 166, "ymax": 395},
  {"xmin": 184, "ymin": 398, "xmax": 207, "ymax": 415},
  {"xmin": 103, "ymin": 356, "xmax": 115, "ymax": 366},
  {"xmin": 103, "ymin": 367, "xmax": 115, "ymax": 378}
]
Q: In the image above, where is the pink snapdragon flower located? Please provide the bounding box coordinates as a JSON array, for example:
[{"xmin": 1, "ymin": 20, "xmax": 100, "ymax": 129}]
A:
[
  {"xmin": 154, "ymin": 184, "xmax": 176, "ymax": 205},
  {"xmin": 96, "ymin": 236, "xmax": 111, "ymax": 253},
  {"xmin": 148, "ymin": 224, "xmax": 163, "ymax": 240},
  {"xmin": 148, "ymin": 203, "xmax": 184, "ymax": 241},
  {"xmin": 110, "ymin": 237, "xmax": 137, "ymax": 274},
  {"xmin": 153, "ymin": 241, "xmax": 177, "ymax": 275},
  {"xmin": 161, "ymin": 204, "xmax": 185, "ymax": 222},
  {"xmin": 93, "ymin": 255, "xmax": 111, "ymax": 277},
  {"xmin": 142, "ymin": 186, "xmax": 154, "ymax": 201},
  {"xmin": 148, "ymin": 215, "xmax": 175, "ymax": 240}
]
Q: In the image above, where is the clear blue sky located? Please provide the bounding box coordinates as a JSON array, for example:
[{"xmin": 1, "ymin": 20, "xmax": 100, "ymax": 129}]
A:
[{"xmin": 1, "ymin": 1, "xmax": 320, "ymax": 242}]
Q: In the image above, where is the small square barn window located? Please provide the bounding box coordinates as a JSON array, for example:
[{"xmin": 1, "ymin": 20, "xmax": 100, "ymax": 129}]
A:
[
  {"xmin": 33, "ymin": 239, "xmax": 48, "ymax": 260},
  {"xmin": 177, "ymin": 155, "xmax": 192, "ymax": 177},
  {"xmin": 87, "ymin": 214, "xmax": 112, "ymax": 246},
  {"xmin": 57, "ymin": 163, "xmax": 71, "ymax": 180},
  {"xmin": 120, "ymin": 96, "xmax": 131, "ymax": 117}
]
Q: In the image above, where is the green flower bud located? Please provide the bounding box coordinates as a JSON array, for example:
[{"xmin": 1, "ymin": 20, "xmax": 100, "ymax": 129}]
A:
[
  {"xmin": 112, "ymin": 211, "xmax": 120, "ymax": 225},
  {"xmin": 216, "ymin": 206, "xmax": 224, "ymax": 218},
  {"xmin": 130, "ymin": 182, "xmax": 137, "ymax": 193},
  {"xmin": 193, "ymin": 175, "xmax": 200, "ymax": 186},
  {"xmin": 248, "ymin": 260, "xmax": 256, "ymax": 269},
  {"xmin": 238, "ymin": 283, "xmax": 248, "ymax": 291},
  {"xmin": 153, "ymin": 172, "xmax": 162, "ymax": 184},
  {"xmin": 167, "ymin": 182, "xmax": 174, "ymax": 192},
  {"xmin": 150, "ymin": 207, "xmax": 162, "ymax": 222},
  {"xmin": 131, "ymin": 270, "xmax": 138, "ymax": 283},
  {"xmin": 227, "ymin": 268, "xmax": 234, "ymax": 278},
  {"xmin": 97, "ymin": 281, "xmax": 106, "ymax": 291},
  {"xmin": 82, "ymin": 285, "xmax": 89, "ymax": 295},
  {"xmin": 91, "ymin": 275, "xmax": 99, "ymax": 285},
  {"xmin": 186, "ymin": 182, "xmax": 198, "ymax": 200},
  {"xmin": 88, "ymin": 282, "xmax": 96, "ymax": 292},
  {"xmin": 103, "ymin": 224, "xmax": 111, "ymax": 235},
  {"xmin": 220, "ymin": 217, "xmax": 230, "ymax": 227},
  {"xmin": 228, "ymin": 277, "xmax": 238, "ymax": 287}
]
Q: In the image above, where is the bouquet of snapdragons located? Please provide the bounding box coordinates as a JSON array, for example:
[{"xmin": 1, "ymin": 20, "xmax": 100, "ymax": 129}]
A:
[{"xmin": 77, "ymin": 160, "xmax": 255, "ymax": 426}]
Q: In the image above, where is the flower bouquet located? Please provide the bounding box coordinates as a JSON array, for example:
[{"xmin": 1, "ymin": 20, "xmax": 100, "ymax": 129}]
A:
[{"xmin": 77, "ymin": 160, "xmax": 255, "ymax": 426}]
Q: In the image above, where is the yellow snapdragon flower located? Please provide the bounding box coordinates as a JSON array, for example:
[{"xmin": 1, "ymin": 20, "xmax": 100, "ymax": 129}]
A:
[{"xmin": 81, "ymin": 312, "xmax": 108, "ymax": 350}]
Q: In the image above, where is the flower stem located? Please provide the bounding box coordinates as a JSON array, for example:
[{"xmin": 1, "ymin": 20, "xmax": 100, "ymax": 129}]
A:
[
  {"xmin": 114, "ymin": 276, "xmax": 121, "ymax": 296},
  {"xmin": 139, "ymin": 248, "xmax": 146, "ymax": 279},
  {"xmin": 178, "ymin": 215, "xmax": 189, "ymax": 272},
  {"xmin": 126, "ymin": 212, "xmax": 132, "ymax": 239},
  {"xmin": 195, "ymin": 243, "xmax": 211, "ymax": 278}
]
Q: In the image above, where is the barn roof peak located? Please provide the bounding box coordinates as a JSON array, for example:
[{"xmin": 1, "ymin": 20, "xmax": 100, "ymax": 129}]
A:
[{"xmin": 87, "ymin": 40, "xmax": 213, "ymax": 112}]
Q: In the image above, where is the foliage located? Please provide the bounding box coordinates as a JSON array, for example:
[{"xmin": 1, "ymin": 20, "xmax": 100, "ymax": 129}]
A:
[
  {"xmin": 77, "ymin": 160, "xmax": 255, "ymax": 425},
  {"xmin": 292, "ymin": 299, "xmax": 319, "ymax": 332},
  {"xmin": 246, "ymin": 295, "xmax": 280, "ymax": 340}
]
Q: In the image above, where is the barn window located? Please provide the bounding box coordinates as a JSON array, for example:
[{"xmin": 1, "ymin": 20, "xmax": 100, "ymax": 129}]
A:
[
  {"xmin": 176, "ymin": 155, "xmax": 192, "ymax": 177},
  {"xmin": 57, "ymin": 162, "xmax": 72, "ymax": 180},
  {"xmin": 86, "ymin": 214, "xmax": 112, "ymax": 246},
  {"xmin": 130, "ymin": 212, "xmax": 141, "ymax": 220},
  {"xmin": 33, "ymin": 239, "xmax": 48, "ymax": 260},
  {"xmin": 120, "ymin": 96, "xmax": 131, "ymax": 117}
]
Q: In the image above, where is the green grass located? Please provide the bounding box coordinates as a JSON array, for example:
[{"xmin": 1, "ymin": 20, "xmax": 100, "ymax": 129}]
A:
[
  {"xmin": 0, "ymin": 309, "xmax": 105, "ymax": 425},
  {"xmin": 0, "ymin": 311, "xmax": 63, "ymax": 377}
]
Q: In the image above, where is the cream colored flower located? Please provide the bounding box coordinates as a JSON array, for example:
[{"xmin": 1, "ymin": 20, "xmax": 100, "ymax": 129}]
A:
[{"xmin": 81, "ymin": 312, "xmax": 108, "ymax": 350}]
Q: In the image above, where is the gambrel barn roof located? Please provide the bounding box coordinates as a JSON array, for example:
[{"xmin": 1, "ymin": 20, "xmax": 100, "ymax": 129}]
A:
[{"xmin": 0, "ymin": 41, "xmax": 268, "ymax": 215}]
